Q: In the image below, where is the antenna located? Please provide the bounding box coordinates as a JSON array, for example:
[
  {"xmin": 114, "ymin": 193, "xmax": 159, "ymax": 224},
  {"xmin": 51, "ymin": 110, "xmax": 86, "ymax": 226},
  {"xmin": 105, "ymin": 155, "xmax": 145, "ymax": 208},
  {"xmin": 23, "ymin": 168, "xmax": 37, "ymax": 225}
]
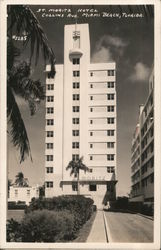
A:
[{"xmin": 75, "ymin": 12, "xmax": 78, "ymax": 32}]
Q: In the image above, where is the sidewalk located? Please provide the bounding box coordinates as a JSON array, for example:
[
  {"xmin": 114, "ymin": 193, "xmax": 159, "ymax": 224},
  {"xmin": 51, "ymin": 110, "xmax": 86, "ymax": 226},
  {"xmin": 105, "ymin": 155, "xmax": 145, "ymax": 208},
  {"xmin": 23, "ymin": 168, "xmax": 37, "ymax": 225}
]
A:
[{"xmin": 87, "ymin": 210, "xmax": 107, "ymax": 242}]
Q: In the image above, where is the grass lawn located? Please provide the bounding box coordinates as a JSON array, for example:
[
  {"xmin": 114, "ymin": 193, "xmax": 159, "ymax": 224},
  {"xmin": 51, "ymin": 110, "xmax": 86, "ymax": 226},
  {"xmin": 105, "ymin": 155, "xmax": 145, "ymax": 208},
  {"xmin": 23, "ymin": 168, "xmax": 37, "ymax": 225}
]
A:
[
  {"xmin": 73, "ymin": 212, "xmax": 96, "ymax": 242},
  {"xmin": 7, "ymin": 209, "xmax": 24, "ymax": 222}
]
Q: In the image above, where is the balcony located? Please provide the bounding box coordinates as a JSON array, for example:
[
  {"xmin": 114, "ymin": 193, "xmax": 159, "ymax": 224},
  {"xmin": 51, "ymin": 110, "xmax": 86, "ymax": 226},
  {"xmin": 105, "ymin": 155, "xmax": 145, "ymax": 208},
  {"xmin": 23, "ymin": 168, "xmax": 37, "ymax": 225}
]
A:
[{"xmin": 69, "ymin": 48, "xmax": 83, "ymax": 57}]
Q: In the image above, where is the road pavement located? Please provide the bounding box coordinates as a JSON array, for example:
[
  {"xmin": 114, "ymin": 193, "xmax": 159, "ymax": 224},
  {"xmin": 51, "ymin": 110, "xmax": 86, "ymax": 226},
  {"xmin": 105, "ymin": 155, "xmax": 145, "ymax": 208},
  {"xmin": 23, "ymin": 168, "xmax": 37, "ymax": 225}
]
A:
[{"xmin": 104, "ymin": 211, "xmax": 153, "ymax": 242}]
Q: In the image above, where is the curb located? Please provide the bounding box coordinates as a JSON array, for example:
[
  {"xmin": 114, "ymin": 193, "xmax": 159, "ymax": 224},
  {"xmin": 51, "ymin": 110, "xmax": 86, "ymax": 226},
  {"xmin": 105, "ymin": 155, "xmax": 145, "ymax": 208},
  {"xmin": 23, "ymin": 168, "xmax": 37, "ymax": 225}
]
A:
[
  {"xmin": 103, "ymin": 210, "xmax": 113, "ymax": 243},
  {"xmin": 136, "ymin": 213, "xmax": 154, "ymax": 221}
]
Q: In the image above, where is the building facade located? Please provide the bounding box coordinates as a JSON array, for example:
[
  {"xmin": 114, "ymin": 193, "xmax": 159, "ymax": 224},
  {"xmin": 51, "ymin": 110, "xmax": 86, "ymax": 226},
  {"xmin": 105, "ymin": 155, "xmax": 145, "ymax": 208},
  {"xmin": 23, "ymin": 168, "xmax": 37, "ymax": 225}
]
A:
[
  {"xmin": 130, "ymin": 67, "xmax": 154, "ymax": 204},
  {"xmin": 8, "ymin": 186, "xmax": 39, "ymax": 205},
  {"xmin": 45, "ymin": 23, "xmax": 117, "ymax": 208}
]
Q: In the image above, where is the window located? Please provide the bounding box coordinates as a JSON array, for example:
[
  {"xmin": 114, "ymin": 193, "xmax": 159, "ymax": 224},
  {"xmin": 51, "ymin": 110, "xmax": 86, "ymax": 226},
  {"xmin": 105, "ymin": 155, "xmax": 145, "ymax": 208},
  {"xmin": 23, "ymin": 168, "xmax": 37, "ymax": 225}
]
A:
[
  {"xmin": 90, "ymin": 108, "xmax": 93, "ymax": 112},
  {"xmin": 90, "ymin": 120, "xmax": 93, "ymax": 124},
  {"xmin": 72, "ymin": 142, "xmax": 79, "ymax": 149},
  {"xmin": 72, "ymin": 154, "xmax": 79, "ymax": 161},
  {"xmin": 46, "ymin": 107, "xmax": 54, "ymax": 114},
  {"xmin": 90, "ymin": 144, "xmax": 93, "ymax": 148},
  {"xmin": 73, "ymin": 94, "xmax": 79, "ymax": 101},
  {"xmin": 46, "ymin": 96, "xmax": 54, "ymax": 102},
  {"xmin": 73, "ymin": 82, "xmax": 79, "ymax": 88},
  {"xmin": 46, "ymin": 143, "xmax": 53, "ymax": 149},
  {"xmin": 73, "ymin": 130, "xmax": 79, "ymax": 136},
  {"xmin": 90, "ymin": 72, "xmax": 93, "ymax": 77},
  {"xmin": 73, "ymin": 106, "xmax": 80, "ymax": 112},
  {"xmin": 46, "ymin": 155, "xmax": 53, "ymax": 161},
  {"xmin": 73, "ymin": 71, "xmax": 80, "ymax": 77},
  {"xmin": 107, "ymin": 118, "xmax": 115, "ymax": 124},
  {"xmin": 107, "ymin": 106, "xmax": 114, "ymax": 112},
  {"xmin": 46, "ymin": 181, "xmax": 53, "ymax": 188},
  {"xmin": 27, "ymin": 189, "xmax": 30, "ymax": 196},
  {"xmin": 89, "ymin": 184, "xmax": 97, "ymax": 191},
  {"xmin": 90, "ymin": 156, "xmax": 93, "ymax": 160},
  {"xmin": 107, "ymin": 166, "xmax": 115, "ymax": 173},
  {"xmin": 72, "ymin": 183, "xmax": 78, "ymax": 191},
  {"xmin": 47, "ymin": 84, "xmax": 54, "ymax": 90},
  {"xmin": 73, "ymin": 118, "xmax": 79, "ymax": 124},
  {"xmin": 90, "ymin": 84, "xmax": 93, "ymax": 88},
  {"xmin": 90, "ymin": 96, "xmax": 93, "ymax": 101},
  {"xmin": 107, "ymin": 130, "xmax": 114, "ymax": 136},
  {"xmin": 46, "ymin": 167, "xmax": 53, "ymax": 173},
  {"xmin": 107, "ymin": 154, "xmax": 114, "ymax": 161},
  {"xmin": 107, "ymin": 82, "xmax": 114, "ymax": 88},
  {"xmin": 46, "ymin": 119, "xmax": 54, "ymax": 125},
  {"xmin": 107, "ymin": 70, "xmax": 115, "ymax": 76},
  {"xmin": 107, "ymin": 94, "xmax": 114, "ymax": 100},
  {"xmin": 15, "ymin": 189, "xmax": 18, "ymax": 197},
  {"xmin": 46, "ymin": 131, "xmax": 54, "ymax": 137},
  {"xmin": 73, "ymin": 58, "xmax": 80, "ymax": 65},
  {"xmin": 107, "ymin": 142, "xmax": 115, "ymax": 148},
  {"xmin": 89, "ymin": 168, "xmax": 93, "ymax": 173},
  {"xmin": 90, "ymin": 131, "xmax": 93, "ymax": 136}
]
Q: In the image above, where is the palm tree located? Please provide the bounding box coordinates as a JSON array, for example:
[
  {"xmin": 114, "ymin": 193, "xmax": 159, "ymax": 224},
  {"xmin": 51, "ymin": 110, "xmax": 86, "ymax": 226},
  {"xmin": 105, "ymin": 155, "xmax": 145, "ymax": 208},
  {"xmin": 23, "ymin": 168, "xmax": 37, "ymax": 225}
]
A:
[
  {"xmin": 14, "ymin": 172, "xmax": 29, "ymax": 187},
  {"xmin": 66, "ymin": 156, "xmax": 90, "ymax": 195},
  {"xmin": 7, "ymin": 5, "xmax": 56, "ymax": 162},
  {"xmin": 8, "ymin": 179, "xmax": 12, "ymax": 198},
  {"xmin": 7, "ymin": 55, "xmax": 45, "ymax": 162},
  {"xmin": 7, "ymin": 5, "xmax": 56, "ymax": 73}
]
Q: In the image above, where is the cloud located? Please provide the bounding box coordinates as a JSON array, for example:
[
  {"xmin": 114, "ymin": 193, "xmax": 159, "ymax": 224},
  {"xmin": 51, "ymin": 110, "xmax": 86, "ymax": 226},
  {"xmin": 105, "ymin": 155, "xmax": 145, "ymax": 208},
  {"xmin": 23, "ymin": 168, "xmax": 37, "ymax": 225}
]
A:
[
  {"xmin": 91, "ymin": 47, "xmax": 113, "ymax": 63},
  {"xmin": 91, "ymin": 35, "xmax": 128, "ymax": 63},
  {"xmin": 129, "ymin": 62, "xmax": 150, "ymax": 82}
]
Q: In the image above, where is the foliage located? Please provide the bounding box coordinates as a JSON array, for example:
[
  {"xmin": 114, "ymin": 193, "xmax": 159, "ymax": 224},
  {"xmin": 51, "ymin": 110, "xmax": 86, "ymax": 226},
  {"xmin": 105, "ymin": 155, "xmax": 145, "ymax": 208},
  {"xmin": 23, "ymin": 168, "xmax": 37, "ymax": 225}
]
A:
[
  {"xmin": 8, "ymin": 201, "xmax": 27, "ymax": 210},
  {"xmin": 25, "ymin": 195, "xmax": 95, "ymax": 233},
  {"xmin": 108, "ymin": 196, "xmax": 153, "ymax": 216},
  {"xmin": 7, "ymin": 218, "xmax": 22, "ymax": 242},
  {"xmin": 8, "ymin": 179, "xmax": 12, "ymax": 197},
  {"xmin": 66, "ymin": 157, "xmax": 90, "ymax": 194},
  {"xmin": 39, "ymin": 183, "xmax": 45, "ymax": 198},
  {"xmin": 7, "ymin": 210, "xmax": 75, "ymax": 242},
  {"xmin": 14, "ymin": 172, "xmax": 29, "ymax": 187},
  {"xmin": 7, "ymin": 5, "xmax": 56, "ymax": 162},
  {"xmin": 7, "ymin": 5, "xmax": 56, "ymax": 71}
]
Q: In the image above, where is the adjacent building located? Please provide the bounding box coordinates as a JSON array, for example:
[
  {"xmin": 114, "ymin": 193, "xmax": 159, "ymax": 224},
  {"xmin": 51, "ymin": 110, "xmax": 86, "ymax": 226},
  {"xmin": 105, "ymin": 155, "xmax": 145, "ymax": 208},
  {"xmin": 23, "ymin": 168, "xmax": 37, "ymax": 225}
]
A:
[
  {"xmin": 45, "ymin": 23, "xmax": 117, "ymax": 208},
  {"xmin": 8, "ymin": 186, "xmax": 40, "ymax": 205},
  {"xmin": 130, "ymin": 67, "xmax": 154, "ymax": 204}
]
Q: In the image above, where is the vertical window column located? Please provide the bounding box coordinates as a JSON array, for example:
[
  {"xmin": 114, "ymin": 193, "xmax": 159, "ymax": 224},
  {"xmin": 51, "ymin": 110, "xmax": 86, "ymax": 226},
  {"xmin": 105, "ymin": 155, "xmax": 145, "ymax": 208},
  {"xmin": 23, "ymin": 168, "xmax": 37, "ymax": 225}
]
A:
[{"xmin": 72, "ymin": 57, "xmax": 80, "ymax": 159}]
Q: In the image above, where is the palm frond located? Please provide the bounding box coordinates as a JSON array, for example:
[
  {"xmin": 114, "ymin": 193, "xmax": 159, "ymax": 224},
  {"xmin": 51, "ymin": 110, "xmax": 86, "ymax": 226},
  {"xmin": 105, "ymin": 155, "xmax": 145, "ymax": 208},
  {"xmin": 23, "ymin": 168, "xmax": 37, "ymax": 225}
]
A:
[
  {"xmin": 7, "ymin": 5, "xmax": 56, "ymax": 76},
  {"xmin": 7, "ymin": 85, "xmax": 32, "ymax": 163},
  {"xmin": 9, "ymin": 61, "xmax": 45, "ymax": 115},
  {"xmin": 7, "ymin": 39, "xmax": 20, "ymax": 71}
]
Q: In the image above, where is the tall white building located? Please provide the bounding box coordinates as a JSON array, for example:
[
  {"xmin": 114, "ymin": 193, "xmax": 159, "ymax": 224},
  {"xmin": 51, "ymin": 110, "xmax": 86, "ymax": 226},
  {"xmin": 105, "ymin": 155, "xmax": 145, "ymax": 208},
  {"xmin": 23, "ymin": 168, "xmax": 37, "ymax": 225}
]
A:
[
  {"xmin": 130, "ymin": 67, "xmax": 154, "ymax": 205},
  {"xmin": 45, "ymin": 23, "xmax": 117, "ymax": 208}
]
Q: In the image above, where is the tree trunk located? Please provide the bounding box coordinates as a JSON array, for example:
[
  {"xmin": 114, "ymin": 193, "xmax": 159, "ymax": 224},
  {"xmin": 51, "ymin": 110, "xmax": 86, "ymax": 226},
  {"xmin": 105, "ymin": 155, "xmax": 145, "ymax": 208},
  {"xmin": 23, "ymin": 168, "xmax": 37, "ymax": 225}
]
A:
[{"xmin": 77, "ymin": 170, "xmax": 80, "ymax": 195}]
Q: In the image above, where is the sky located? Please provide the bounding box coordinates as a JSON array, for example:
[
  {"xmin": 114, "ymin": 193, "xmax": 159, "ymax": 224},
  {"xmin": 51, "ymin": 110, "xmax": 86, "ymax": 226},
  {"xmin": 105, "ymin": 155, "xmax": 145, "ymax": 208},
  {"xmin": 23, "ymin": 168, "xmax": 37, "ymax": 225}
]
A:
[{"xmin": 8, "ymin": 5, "xmax": 154, "ymax": 196}]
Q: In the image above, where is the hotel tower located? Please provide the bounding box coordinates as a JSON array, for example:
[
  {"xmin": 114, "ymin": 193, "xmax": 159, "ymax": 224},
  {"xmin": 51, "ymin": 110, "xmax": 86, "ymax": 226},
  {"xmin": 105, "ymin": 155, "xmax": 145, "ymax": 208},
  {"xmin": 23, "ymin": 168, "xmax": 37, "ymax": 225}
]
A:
[{"xmin": 45, "ymin": 23, "xmax": 117, "ymax": 208}]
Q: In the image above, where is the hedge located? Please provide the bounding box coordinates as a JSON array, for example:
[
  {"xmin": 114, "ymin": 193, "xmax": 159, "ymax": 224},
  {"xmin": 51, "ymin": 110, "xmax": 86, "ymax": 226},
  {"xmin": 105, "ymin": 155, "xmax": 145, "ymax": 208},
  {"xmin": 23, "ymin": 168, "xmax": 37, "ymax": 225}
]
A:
[
  {"xmin": 7, "ymin": 195, "xmax": 95, "ymax": 242},
  {"xmin": 25, "ymin": 195, "xmax": 94, "ymax": 232},
  {"xmin": 7, "ymin": 209, "xmax": 75, "ymax": 242},
  {"xmin": 8, "ymin": 201, "xmax": 27, "ymax": 210}
]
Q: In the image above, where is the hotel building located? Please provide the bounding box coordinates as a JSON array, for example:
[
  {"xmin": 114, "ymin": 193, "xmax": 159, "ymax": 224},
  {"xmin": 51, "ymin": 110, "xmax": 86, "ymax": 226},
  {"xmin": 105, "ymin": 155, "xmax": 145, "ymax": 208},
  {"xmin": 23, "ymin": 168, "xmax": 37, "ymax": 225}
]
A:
[
  {"xmin": 45, "ymin": 23, "xmax": 117, "ymax": 208},
  {"xmin": 130, "ymin": 67, "xmax": 154, "ymax": 204}
]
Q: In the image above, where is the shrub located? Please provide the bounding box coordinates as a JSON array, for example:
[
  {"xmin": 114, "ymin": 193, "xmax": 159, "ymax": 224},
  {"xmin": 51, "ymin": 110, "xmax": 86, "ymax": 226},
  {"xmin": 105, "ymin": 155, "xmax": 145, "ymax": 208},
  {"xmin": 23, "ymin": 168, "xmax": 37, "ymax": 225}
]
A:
[
  {"xmin": 25, "ymin": 195, "xmax": 94, "ymax": 233},
  {"xmin": 8, "ymin": 201, "xmax": 27, "ymax": 210},
  {"xmin": 7, "ymin": 209, "xmax": 75, "ymax": 242},
  {"xmin": 7, "ymin": 218, "xmax": 21, "ymax": 242}
]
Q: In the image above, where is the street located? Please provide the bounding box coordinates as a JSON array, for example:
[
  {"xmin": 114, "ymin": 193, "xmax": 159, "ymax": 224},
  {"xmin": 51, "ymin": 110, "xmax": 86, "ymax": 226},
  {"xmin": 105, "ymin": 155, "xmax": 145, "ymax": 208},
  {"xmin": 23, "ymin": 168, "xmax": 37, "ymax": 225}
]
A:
[{"xmin": 104, "ymin": 211, "xmax": 153, "ymax": 242}]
